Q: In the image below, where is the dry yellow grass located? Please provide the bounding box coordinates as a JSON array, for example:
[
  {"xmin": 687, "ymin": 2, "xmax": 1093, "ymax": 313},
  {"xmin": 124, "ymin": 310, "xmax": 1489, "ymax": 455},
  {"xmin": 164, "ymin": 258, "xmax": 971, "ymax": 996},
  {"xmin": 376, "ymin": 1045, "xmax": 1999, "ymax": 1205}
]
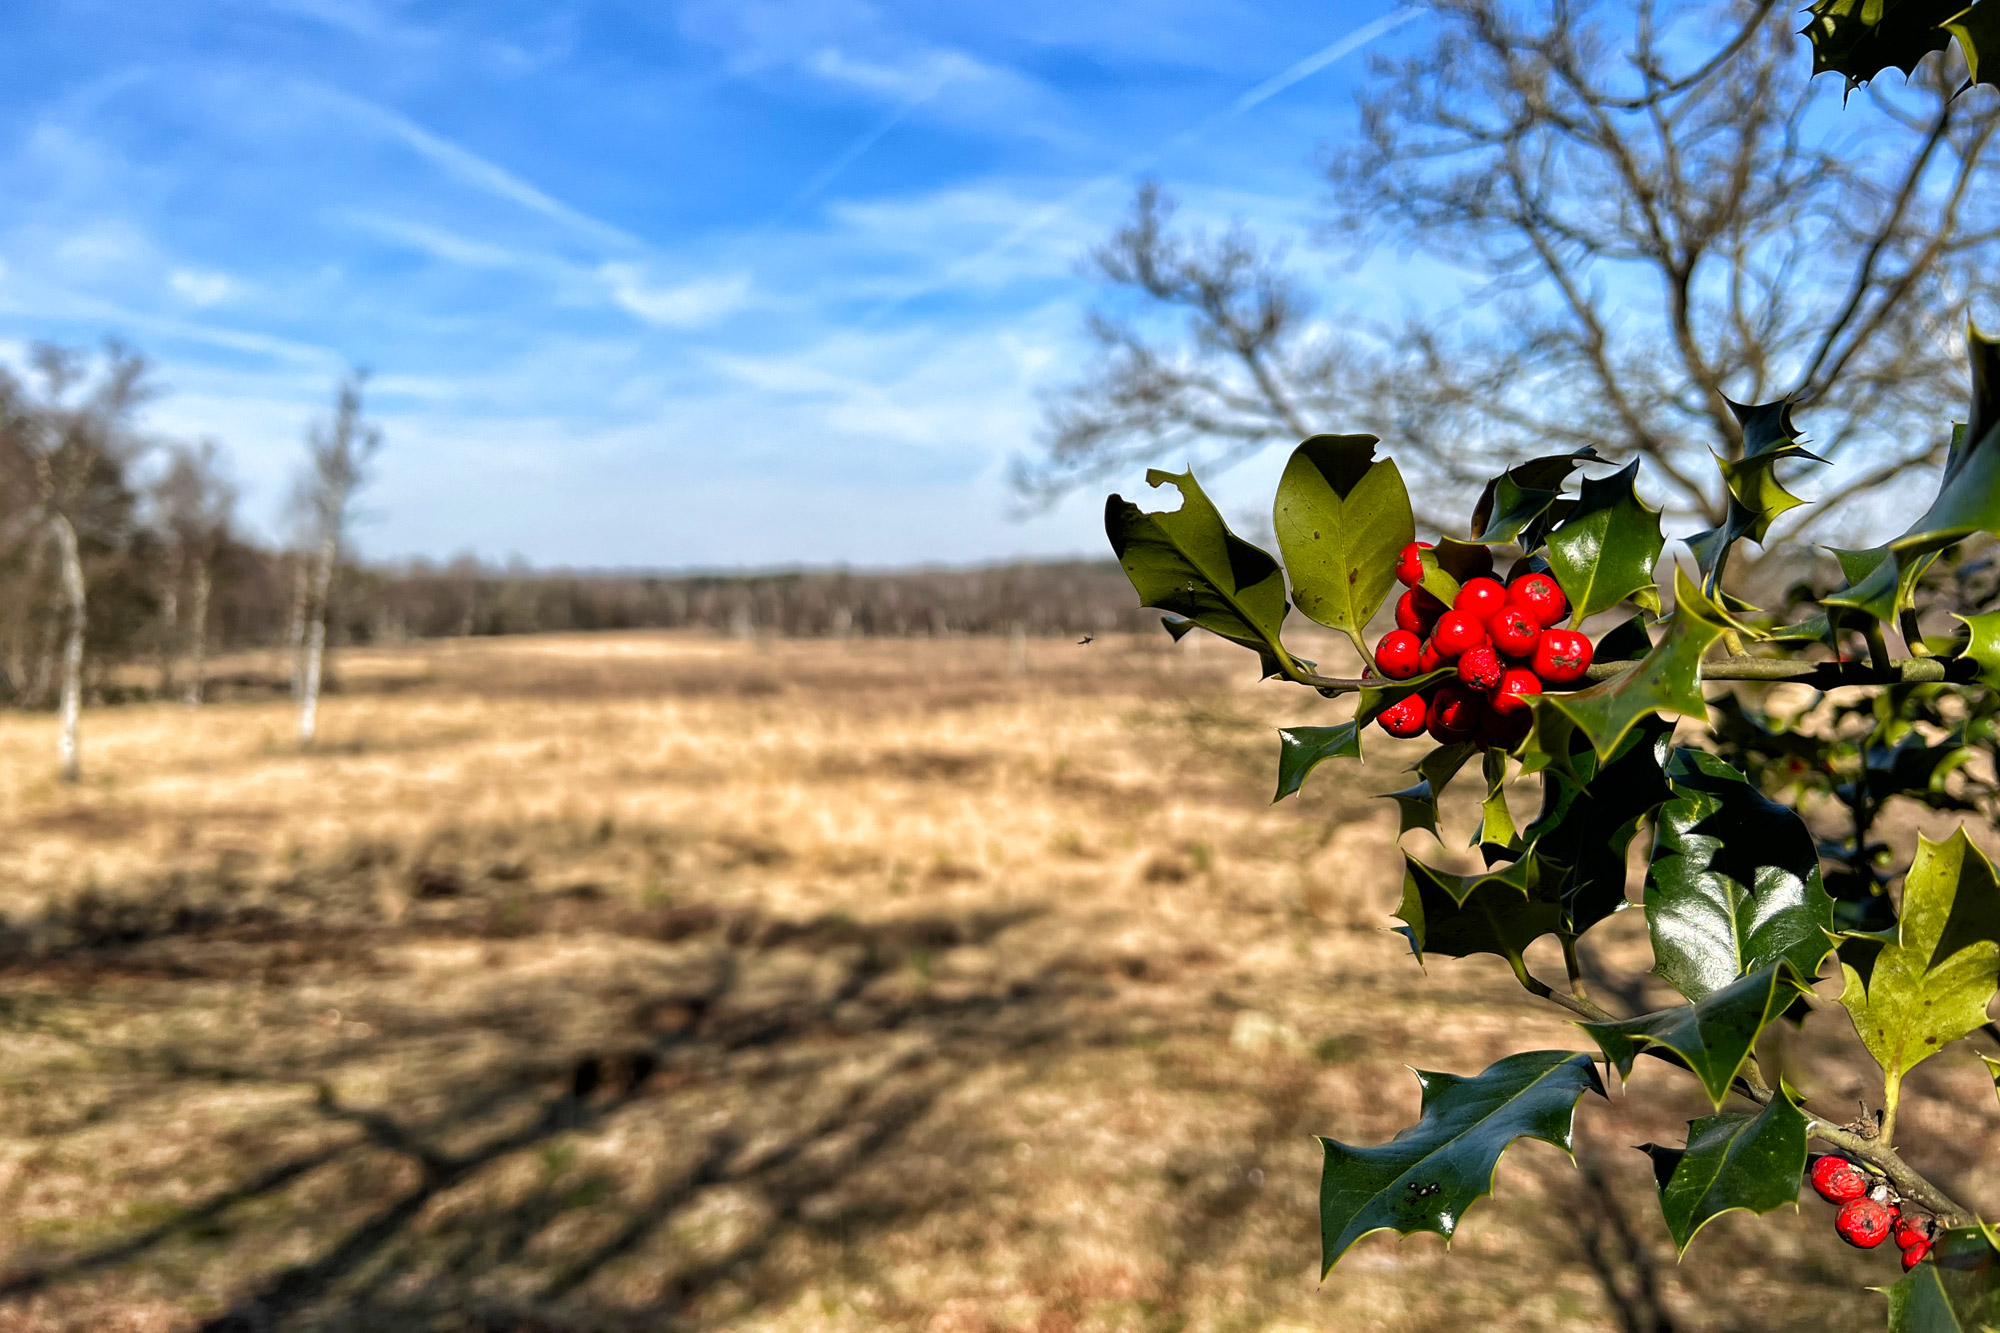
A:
[{"xmin": 0, "ymin": 631, "xmax": 1990, "ymax": 1332}]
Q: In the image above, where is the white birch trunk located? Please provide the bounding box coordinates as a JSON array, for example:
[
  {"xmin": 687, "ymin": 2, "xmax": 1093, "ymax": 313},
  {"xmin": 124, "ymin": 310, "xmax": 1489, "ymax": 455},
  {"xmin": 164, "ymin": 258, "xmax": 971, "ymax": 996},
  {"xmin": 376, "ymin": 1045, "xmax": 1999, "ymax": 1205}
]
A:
[
  {"xmin": 185, "ymin": 558, "xmax": 210, "ymax": 707},
  {"xmin": 158, "ymin": 549, "xmax": 181, "ymax": 700},
  {"xmin": 297, "ymin": 532, "xmax": 337, "ymax": 746},
  {"xmin": 286, "ymin": 558, "xmax": 310, "ymax": 696},
  {"xmin": 52, "ymin": 516, "xmax": 86, "ymax": 783}
]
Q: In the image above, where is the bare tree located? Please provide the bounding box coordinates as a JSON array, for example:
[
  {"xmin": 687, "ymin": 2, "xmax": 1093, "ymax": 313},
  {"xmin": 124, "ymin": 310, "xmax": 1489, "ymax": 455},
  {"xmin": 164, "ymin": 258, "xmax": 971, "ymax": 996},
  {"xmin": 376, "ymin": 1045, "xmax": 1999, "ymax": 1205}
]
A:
[
  {"xmin": 292, "ymin": 371, "xmax": 380, "ymax": 747},
  {"xmin": 0, "ymin": 342, "xmax": 152, "ymax": 780},
  {"xmin": 1031, "ymin": 0, "xmax": 2000, "ymax": 555},
  {"xmin": 149, "ymin": 440, "xmax": 236, "ymax": 705}
]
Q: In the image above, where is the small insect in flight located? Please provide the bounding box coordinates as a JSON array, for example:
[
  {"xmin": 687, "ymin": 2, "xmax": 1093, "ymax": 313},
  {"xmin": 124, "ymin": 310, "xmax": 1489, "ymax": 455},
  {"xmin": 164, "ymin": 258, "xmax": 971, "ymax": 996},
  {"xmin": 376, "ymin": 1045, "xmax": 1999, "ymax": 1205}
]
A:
[{"xmin": 1077, "ymin": 635, "xmax": 1094, "ymax": 645}]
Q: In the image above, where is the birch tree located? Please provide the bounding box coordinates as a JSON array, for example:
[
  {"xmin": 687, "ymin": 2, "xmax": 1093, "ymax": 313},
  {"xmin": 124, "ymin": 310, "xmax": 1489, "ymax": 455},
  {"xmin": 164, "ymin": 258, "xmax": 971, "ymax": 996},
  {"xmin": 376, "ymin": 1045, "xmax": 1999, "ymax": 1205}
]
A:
[
  {"xmin": 149, "ymin": 440, "xmax": 235, "ymax": 705},
  {"xmin": 0, "ymin": 342, "xmax": 152, "ymax": 780},
  {"xmin": 292, "ymin": 372, "xmax": 380, "ymax": 747}
]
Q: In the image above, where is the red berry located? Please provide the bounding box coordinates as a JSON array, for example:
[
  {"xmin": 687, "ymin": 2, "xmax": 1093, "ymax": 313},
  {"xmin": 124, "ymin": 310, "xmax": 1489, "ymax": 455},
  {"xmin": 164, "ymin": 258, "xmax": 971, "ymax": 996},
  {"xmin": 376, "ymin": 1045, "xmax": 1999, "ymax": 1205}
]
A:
[
  {"xmin": 1416, "ymin": 637, "xmax": 1443, "ymax": 674},
  {"xmin": 1378, "ymin": 693, "xmax": 1428, "ymax": 738},
  {"xmin": 1902, "ymin": 1239, "xmax": 1931, "ymax": 1270},
  {"xmin": 1894, "ymin": 1216, "xmax": 1932, "ymax": 1251},
  {"xmin": 1532, "ymin": 628, "xmax": 1594, "ymax": 685},
  {"xmin": 1835, "ymin": 1198, "xmax": 1895, "ymax": 1249},
  {"xmin": 1457, "ymin": 644, "xmax": 1503, "ymax": 690},
  {"xmin": 1395, "ymin": 542, "xmax": 1433, "ymax": 589},
  {"xmin": 1376, "ymin": 630, "xmax": 1423, "ymax": 680},
  {"xmin": 1454, "ymin": 577, "xmax": 1508, "ymax": 624},
  {"xmin": 1395, "ymin": 588, "xmax": 1446, "ymax": 635},
  {"xmin": 1507, "ymin": 573, "xmax": 1568, "ymax": 628},
  {"xmin": 1428, "ymin": 683, "xmax": 1486, "ymax": 743},
  {"xmin": 1490, "ymin": 668, "xmax": 1542, "ymax": 716},
  {"xmin": 1811, "ymin": 1156, "xmax": 1870, "ymax": 1204},
  {"xmin": 1489, "ymin": 606, "xmax": 1540, "ymax": 658},
  {"xmin": 1431, "ymin": 610, "xmax": 1490, "ymax": 659}
]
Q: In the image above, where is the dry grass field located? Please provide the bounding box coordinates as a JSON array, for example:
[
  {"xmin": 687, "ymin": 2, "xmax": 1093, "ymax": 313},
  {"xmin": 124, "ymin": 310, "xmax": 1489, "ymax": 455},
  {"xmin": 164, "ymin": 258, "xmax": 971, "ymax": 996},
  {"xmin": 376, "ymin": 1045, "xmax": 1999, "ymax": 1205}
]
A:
[{"xmin": 0, "ymin": 631, "xmax": 1992, "ymax": 1332}]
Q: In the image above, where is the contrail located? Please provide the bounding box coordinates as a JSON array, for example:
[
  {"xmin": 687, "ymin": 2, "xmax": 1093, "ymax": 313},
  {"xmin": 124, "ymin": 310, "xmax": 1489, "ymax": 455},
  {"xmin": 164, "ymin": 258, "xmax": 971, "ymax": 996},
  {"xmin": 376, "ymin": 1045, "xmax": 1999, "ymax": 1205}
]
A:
[
  {"xmin": 776, "ymin": 74, "xmax": 955, "ymax": 221},
  {"xmin": 868, "ymin": 7, "xmax": 1420, "ymax": 318}
]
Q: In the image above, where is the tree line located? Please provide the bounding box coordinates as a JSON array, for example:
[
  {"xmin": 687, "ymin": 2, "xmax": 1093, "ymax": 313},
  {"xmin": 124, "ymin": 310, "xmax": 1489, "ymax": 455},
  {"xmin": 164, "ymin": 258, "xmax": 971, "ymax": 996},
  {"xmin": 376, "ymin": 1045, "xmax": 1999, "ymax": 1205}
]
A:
[{"xmin": 0, "ymin": 341, "xmax": 1148, "ymax": 775}]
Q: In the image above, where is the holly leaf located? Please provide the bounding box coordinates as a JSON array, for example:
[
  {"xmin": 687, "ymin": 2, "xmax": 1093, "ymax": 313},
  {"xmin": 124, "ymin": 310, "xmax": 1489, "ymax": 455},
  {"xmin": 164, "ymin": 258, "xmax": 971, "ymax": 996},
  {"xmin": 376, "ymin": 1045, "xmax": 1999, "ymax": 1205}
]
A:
[
  {"xmin": 1520, "ymin": 713, "xmax": 1677, "ymax": 937},
  {"xmin": 1273, "ymin": 670, "xmax": 1454, "ymax": 800},
  {"xmin": 1639, "ymin": 1083, "xmax": 1809, "ymax": 1255},
  {"xmin": 1545, "ymin": 460, "xmax": 1665, "ymax": 621},
  {"xmin": 1380, "ymin": 779, "xmax": 1442, "ymax": 840},
  {"xmin": 1394, "ymin": 853, "xmax": 1562, "ymax": 969},
  {"xmin": 1549, "ymin": 566, "xmax": 1725, "ymax": 760},
  {"xmin": 1838, "ymin": 828, "xmax": 2000, "ymax": 1110},
  {"xmin": 1274, "ymin": 434, "xmax": 1414, "ymax": 640},
  {"xmin": 1884, "ymin": 1224, "xmax": 2000, "ymax": 1332},
  {"xmin": 1945, "ymin": 0, "xmax": 1998, "ymax": 89},
  {"xmin": 1804, "ymin": 0, "xmax": 1963, "ymax": 89},
  {"xmin": 1471, "ymin": 448, "xmax": 1598, "ymax": 547},
  {"xmin": 1472, "ymin": 747, "xmax": 1522, "ymax": 865},
  {"xmin": 1687, "ymin": 399, "xmax": 1825, "ymax": 589},
  {"xmin": 1893, "ymin": 324, "xmax": 2000, "ymax": 556},
  {"xmin": 1318, "ymin": 1050, "xmax": 1605, "ymax": 1274},
  {"xmin": 1645, "ymin": 750, "xmax": 1836, "ymax": 1002},
  {"xmin": 1984, "ymin": 1054, "xmax": 2000, "ymax": 1110},
  {"xmin": 1415, "ymin": 537, "xmax": 1493, "ymax": 608},
  {"xmin": 1415, "ymin": 740, "xmax": 1480, "ymax": 803},
  {"xmin": 1582, "ymin": 963, "xmax": 1802, "ymax": 1107},
  {"xmin": 1107, "ymin": 469, "xmax": 1302, "ymax": 678},
  {"xmin": 1956, "ymin": 611, "xmax": 2000, "ymax": 689},
  {"xmin": 1595, "ymin": 613, "xmax": 1655, "ymax": 666}
]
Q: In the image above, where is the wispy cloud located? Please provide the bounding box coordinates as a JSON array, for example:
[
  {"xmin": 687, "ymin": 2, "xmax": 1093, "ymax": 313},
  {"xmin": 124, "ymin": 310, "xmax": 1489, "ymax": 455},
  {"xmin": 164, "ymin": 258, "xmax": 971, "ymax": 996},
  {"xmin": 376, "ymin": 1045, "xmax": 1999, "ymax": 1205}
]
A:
[{"xmin": 597, "ymin": 265, "xmax": 752, "ymax": 328}]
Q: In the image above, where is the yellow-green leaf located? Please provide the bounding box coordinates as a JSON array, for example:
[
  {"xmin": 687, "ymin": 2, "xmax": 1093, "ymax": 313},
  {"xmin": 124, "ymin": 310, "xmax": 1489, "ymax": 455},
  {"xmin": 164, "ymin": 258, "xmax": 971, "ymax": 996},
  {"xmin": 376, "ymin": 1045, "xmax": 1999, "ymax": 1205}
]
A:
[
  {"xmin": 1274, "ymin": 434, "xmax": 1414, "ymax": 639},
  {"xmin": 1548, "ymin": 566, "xmax": 1725, "ymax": 760}
]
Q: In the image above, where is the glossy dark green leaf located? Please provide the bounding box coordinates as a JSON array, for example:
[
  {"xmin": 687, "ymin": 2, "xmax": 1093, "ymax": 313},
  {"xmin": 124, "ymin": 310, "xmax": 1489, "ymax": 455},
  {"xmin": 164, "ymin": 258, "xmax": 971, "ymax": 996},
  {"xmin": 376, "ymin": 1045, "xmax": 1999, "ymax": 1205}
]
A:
[
  {"xmin": 1318, "ymin": 1050, "xmax": 1604, "ymax": 1274},
  {"xmin": 1893, "ymin": 325, "xmax": 2000, "ymax": 555},
  {"xmin": 1415, "ymin": 537, "xmax": 1493, "ymax": 608},
  {"xmin": 1274, "ymin": 434, "xmax": 1414, "ymax": 640},
  {"xmin": 1521, "ymin": 714, "xmax": 1677, "ymax": 938},
  {"xmin": 1804, "ymin": 0, "xmax": 1961, "ymax": 87},
  {"xmin": 1545, "ymin": 460, "xmax": 1664, "ymax": 621},
  {"xmin": 1273, "ymin": 670, "xmax": 1454, "ymax": 800},
  {"xmin": 1839, "ymin": 830, "xmax": 2000, "ymax": 1108},
  {"xmin": 1470, "ymin": 448, "xmax": 1598, "ymax": 547},
  {"xmin": 1415, "ymin": 740, "xmax": 1479, "ymax": 803},
  {"xmin": 1645, "ymin": 750, "xmax": 1836, "ymax": 1002},
  {"xmin": 1380, "ymin": 779, "xmax": 1441, "ymax": 840},
  {"xmin": 1639, "ymin": 1083, "xmax": 1808, "ymax": 1254},
  {"xmin": 1549, "ymin": 566, "xmax": 1725, "ymax": 760},
  {"xmin": 1582, "ymin": 963, "xmax": 1801, "ymax": 1108},
  {"xmin": 1884, "ymin": 1224, "xmax": 2000, "ymax": 1332},
  {"xmin": 1394, "ymin": 853, "xmax": 1561, "ymax": 968},
  {"xmin": 1107, "ymin": 469, "xmax": 1301, "ymax": 678},
  {"xmin": 1594, "ymin": 613, "xmax": 1655, "ymax": 666}
]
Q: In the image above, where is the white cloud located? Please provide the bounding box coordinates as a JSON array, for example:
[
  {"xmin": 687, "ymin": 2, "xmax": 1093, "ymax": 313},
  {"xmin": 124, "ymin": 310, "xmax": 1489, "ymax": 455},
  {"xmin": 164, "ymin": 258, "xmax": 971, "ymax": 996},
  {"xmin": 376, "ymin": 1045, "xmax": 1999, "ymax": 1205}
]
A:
[
  {"xmin": 168, "ymin": 267, "xmax": 244, "ymax": 307},
  {"xmin": 597, "ymin": 264, "xmax": 752, "ymax": 328}
]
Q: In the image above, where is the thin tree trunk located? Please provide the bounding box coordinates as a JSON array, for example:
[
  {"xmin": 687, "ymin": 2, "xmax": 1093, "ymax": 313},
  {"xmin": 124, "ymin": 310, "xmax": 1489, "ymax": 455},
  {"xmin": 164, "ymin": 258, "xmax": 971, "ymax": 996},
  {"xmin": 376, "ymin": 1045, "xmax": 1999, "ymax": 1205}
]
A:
[
  {"xmin": 298, "ymin": 533, "xmax": 337, "ymax": 746},
  {"xmin": 286, "ymin": 557, "xmax": 310, "ymax": 697},
  {"xmin": 158, "ymin": 548, "xmax": 181, "ymax": 701},
  {"xmin": 52, "ymin": 515, "xmax": 86, "ymax": 783},
  {"xmin": 185, "ymin": 557, "xmax": 210, "ymax": 707}
]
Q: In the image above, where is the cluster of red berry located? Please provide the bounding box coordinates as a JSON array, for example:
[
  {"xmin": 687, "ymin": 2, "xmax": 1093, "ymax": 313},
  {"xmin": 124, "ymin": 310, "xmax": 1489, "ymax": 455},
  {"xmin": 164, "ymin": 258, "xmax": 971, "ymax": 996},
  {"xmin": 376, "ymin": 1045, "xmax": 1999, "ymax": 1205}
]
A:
[
  {"xmin": 1811, "ymin": 1155, "xmax": 1933, "ymax": 1270},
  {"xmin": 1372, "ymin": 542, "xmax": 1595, "ymax": 747}
]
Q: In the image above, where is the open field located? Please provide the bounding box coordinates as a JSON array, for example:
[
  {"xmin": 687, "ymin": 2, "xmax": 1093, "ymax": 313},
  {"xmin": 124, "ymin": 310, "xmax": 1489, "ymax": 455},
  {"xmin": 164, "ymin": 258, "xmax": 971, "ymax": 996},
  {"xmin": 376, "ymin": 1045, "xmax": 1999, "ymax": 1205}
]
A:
[{"xmin": 0, "ymin": 631, "xmax": 1993, "ymax": 1332}]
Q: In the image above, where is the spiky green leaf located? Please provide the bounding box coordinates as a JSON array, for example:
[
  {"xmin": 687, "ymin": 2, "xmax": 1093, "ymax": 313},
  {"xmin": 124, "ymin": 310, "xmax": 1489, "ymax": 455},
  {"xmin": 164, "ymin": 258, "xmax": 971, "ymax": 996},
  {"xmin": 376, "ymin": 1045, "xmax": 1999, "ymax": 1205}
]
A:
[
  {"xmin": 1838, "ymin": 829, "xmax": 2000, "ymax": 1103},
  {"xmin": 1545, "ymin": 460, "xmax": 1665, "ymax": 620},
  {"xmin": 1318, "ymin": 1050, "xmax": 1604, "ymax": 1274},
  {"xmin": 1108, "ymin": 470, "xmax": 1302, "ymax": 677},
  {"xmin": 1549, "ymin": 566, "xmax": 1725, "ymax": 760},
  {"xmin": 1884, "ymin": 1224, "xmax": 2000, "ymax": 1332},
  {"xmin": 1394, "ymin": 853, "xmax": 1560, "ymax": 968},
  {"xmin": 1582, "ymin": 964, "xmax": 1802, "ymax": 1107},
  {"xmin": 1639, "ymin": 1084, "xmax": 1809, "ymax": 1254},
  {"xmin": 1273, "ymin": 669, "xmax": 1454, "ymax": 800}
]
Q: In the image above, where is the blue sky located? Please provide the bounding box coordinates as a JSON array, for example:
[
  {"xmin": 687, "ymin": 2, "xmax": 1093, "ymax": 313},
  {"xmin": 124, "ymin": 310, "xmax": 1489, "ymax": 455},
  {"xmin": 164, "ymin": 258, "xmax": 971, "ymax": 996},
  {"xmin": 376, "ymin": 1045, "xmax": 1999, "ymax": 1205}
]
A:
[{"xmin": 0, "ymin": 0, "xmax": 1423, "ymax": 568}]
